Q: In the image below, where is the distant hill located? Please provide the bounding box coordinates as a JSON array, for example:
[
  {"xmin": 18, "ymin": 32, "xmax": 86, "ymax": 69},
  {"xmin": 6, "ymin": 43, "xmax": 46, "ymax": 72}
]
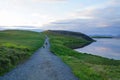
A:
[
  {"xmin": 45, "ymin": 30, "xmax": 94, "ymax": 41},
  {"xmin": 0, "ymin": 26, "xmax": 43, "ymax": 32}
]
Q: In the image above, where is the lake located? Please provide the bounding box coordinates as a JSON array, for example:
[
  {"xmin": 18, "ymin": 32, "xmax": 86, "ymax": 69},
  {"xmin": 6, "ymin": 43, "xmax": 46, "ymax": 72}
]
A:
[{"xmin": 75, "ymin": 38, "xmax": 120, "ymax": 60}]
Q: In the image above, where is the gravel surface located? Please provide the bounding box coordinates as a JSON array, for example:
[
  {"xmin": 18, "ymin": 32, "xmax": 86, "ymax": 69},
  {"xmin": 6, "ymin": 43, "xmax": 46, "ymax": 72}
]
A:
[{"xmin": 0, "ymin": 38, "xmax": 78, "ymax": 80}]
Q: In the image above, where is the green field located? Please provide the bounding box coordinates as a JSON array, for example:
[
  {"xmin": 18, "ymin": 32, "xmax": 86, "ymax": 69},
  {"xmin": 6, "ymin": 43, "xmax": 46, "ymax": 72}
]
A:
[
  {"xmin": 44, "ymin": 31, "xmax": 120, "ymax": 80},
  {"xmin": 0, "ymin": 30, "xmax": 45, "ymax": 75},
  {"xmin": 0, "ymin": 30, "xmax": 120, "ymax": 80}
]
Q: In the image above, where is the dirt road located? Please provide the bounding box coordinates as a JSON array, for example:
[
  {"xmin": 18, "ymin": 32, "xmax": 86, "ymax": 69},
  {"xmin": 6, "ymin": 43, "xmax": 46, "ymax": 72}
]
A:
[{"xmin": 0, "ymin": 37, "xmax": 78, "ymax": 80}]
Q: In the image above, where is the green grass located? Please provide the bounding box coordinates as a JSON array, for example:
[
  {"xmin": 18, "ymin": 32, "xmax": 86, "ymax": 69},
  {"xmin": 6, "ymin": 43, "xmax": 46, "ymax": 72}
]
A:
[
  {"xmin": 44, "ymin": 31, "xmax": 120, "ymax": 80},
  {"xmin": 0, "ymin": 30, "xmax": 45, "ymax": 75}
]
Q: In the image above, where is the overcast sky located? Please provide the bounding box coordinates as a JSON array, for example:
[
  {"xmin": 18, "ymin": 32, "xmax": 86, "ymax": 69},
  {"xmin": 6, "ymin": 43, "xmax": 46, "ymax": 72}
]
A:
[{"xmin": 0, "ymin": 0, "xmax": 120, "ymax": 30}]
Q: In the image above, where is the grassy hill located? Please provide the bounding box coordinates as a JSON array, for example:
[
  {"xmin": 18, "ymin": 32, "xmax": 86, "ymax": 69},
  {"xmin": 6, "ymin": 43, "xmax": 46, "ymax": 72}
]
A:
[
  {"xmin": 44, "ymin": 30, "xmax": 120, "ymax": 80},
  {"xmin": 0, "ymin": 30, "xmax": 120, "ymax": 80},
  {"xmin": 45, "ymin": 30, "xmax": 94, "ymax": 48},
  {"xmin": 46, "ymin": 30, "xmax": 94, "ymax": 41},
  {"xmin": 0, "ymin": 30, "xmax": 45, "ymax": 75}
]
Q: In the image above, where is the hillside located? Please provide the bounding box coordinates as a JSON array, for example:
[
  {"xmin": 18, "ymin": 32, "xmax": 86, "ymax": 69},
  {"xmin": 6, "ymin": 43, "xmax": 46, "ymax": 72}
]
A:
[
  {"xmin": 46, "ymin": 30, "xmax": 94, "ymax": 41},
  {"xmin": 44, "ymin": 30, "xmax": 94, "ymax": 48},
  {"xmin": 0, "ymin": 30, "xmax": 119, "ymax": 80},
  {"xmin": 0, "ymin": 30, "xmax": 45, "ymax": 75},
  {"xmin": 44, "ymin": 31, "xmax": 120, "ymax": 80}
]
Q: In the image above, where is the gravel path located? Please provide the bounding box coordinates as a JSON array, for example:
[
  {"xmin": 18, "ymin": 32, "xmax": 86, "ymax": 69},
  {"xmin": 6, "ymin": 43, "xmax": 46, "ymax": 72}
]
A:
[{"xmin": 0, "ymin": 37, "xmax": 78, "ymax": 80}]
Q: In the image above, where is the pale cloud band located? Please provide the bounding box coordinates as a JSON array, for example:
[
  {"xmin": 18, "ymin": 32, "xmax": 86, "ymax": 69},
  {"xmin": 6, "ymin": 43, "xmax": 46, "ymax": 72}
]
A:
[{"xmin": 12, "ymin": 0, "xmax": 67, "ymax": 3}]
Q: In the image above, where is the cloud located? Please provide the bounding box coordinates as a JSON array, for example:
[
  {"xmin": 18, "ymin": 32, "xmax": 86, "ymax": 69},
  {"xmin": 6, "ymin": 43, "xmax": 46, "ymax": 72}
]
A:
[
  {"xmin": 42, "ymin": 0, "xmax": 120, "ymax": 36},
  {"xmin": 70, "ymin": 7, "xmax": 96, "ymax": 19},
  {"xmin": 12, "ymin": 0, "xmax": 67, "ymax": 3},
  {"xmin": 0, "ymin": 0, "xmax": 119, "ymax": 35},
  {"xmin": 0, "ymin": 10, "xmax": 55, "ymax": 27},
  {"xmin": 32, "ymin": 0, "xmax": 66, "ymax": 2},
  {"xmin": 47, "ymin": 0, "xmax": 120, "ymax": 27},
  {"xmin": 69, "ymin": 0, "xmax": 120, "ymax": 20},
  {"xmin": 108, "ymin": 0, "xmax": 120, "ymax": 6}
]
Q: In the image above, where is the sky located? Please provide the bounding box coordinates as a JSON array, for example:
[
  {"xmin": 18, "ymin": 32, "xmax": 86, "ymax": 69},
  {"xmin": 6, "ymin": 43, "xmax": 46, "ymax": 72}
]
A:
[{"xmin": 0, "ymin": 0, "xmax": 120, "ymax": 35}]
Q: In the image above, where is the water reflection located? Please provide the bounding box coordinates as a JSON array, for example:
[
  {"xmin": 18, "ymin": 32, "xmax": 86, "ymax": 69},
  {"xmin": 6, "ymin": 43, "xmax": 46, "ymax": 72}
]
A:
[{"xmin": 75, "ymin": 38, "xmax": 120, "ymax": 60}]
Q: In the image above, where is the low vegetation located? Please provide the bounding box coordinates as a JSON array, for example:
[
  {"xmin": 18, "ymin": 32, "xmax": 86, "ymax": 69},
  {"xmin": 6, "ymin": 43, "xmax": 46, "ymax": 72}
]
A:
[
  {"xmin": 0, "ymin": 30, "xmax": 45, "ymax": 75},
  {"xmin": 0, "ymin": 30, "xmax": 120, "ymax": 80},
  {"xmin": 44, "ymin": 30, "xmax": 120, "ymax": 80}
]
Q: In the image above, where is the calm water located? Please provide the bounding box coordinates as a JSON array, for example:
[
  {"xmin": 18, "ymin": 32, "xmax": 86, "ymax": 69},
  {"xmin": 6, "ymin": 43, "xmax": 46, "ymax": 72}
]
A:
[{"xmin": 75, "ymin": 38, "xmax": 120, "ymax": 60}]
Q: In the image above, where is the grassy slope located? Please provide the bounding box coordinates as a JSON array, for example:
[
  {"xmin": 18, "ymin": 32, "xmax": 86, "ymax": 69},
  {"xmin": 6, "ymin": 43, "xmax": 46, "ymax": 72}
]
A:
[
  {"xmin": 0, "ymin": 30, "xmax": 45, "ymax": 75},
  {"xmin": 44, "ymin": 31, "xmax": 120, "ymax": 80}
]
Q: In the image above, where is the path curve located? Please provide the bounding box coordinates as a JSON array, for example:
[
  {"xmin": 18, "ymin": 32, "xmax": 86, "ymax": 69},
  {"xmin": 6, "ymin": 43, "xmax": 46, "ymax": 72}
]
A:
[{"xmin": 0, "ymin": 37, "xmax": 78, "ymax": 80}]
